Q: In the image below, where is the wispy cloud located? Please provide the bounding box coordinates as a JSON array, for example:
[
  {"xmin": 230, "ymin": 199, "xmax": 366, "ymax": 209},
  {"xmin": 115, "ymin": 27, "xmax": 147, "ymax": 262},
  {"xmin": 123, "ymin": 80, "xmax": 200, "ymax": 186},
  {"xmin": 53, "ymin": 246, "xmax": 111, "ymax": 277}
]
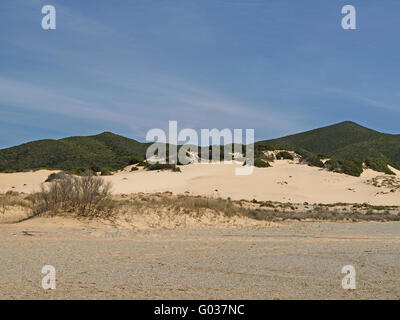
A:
[
  {"xmin": 1, "ymin": 0, "xmax": 304, "ymax": 142},
  {"xmin": 0, "ymin": 73, "xmax": 297, "ymax": 133},
  {"xmin": 323, "ymin": 88, "xmax": 400, "ymax": 113},
  {"xmin": 0, "ymin": 77, "xmax": 162, "ymax": 136},
  {"xmin": 4, "ymin": 0, "xmax": 398, "ymax": 148}
]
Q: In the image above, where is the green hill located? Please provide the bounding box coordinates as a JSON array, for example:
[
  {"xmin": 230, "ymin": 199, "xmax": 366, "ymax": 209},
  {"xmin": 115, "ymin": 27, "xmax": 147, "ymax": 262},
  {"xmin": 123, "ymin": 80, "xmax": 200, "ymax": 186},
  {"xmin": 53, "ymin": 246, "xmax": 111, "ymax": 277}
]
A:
[
  {"xmin": 257, "ymin": 121, "xmax": 400, "ymax": 175},
  {"xmin": 258, "ymin": 121, "xmax": 381, "ymax": 155},
  {"xmin": 1, "ymin": 121, "xmax": 399, "ymax": 176},
  {"xmin": 0, "ymin": 132, "xmax": 149, "ymax": 174}
]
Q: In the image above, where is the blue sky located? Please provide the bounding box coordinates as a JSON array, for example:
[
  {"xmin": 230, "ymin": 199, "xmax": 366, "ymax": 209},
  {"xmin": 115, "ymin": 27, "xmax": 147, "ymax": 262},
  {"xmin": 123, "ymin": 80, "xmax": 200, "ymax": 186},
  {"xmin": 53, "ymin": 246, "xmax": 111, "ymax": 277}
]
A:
[{"xmin": 1, "ymin": 0, "xmax": 399, "ymax": 148}]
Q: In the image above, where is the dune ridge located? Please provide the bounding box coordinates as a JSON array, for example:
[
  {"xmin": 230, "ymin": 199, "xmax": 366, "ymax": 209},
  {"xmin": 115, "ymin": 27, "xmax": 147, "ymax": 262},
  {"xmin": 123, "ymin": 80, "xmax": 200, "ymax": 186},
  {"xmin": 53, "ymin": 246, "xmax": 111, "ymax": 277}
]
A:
[{"xmin": 1, "ymin": 159, "xmax": 399, "ymax": 206}]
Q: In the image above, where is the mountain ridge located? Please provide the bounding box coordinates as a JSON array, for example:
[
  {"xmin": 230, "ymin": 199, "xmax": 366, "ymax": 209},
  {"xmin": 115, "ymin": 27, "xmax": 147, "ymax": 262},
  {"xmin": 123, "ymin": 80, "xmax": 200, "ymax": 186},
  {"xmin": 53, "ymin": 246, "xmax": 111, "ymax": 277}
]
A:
[
  {"xmin": 1, "ymin": 121, "xmax": 399, "ymax": 174},
  {"xmin": 257, "ymin": 121, "xmax": 384, "ymax": 155}
]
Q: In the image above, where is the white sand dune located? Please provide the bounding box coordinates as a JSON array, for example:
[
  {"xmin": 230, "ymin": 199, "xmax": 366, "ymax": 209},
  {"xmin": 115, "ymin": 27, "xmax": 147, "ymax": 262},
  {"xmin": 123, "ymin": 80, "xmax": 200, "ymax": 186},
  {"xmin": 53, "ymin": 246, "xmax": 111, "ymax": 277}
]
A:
[
  {"xmin": 1, "ymin": 161, "xmax": 399, "ymax": 205},
  {"xmin": 0, "ymin": 170, "xmax": 58, "ymax": 194}
]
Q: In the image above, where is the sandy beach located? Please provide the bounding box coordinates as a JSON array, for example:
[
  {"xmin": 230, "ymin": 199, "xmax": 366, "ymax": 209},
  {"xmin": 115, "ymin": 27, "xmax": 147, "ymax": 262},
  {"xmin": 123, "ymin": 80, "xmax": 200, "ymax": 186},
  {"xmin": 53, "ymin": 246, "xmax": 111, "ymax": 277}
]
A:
[{"xmin": 0, "ymin": 218, "xmax": 398, "ymax": 299}]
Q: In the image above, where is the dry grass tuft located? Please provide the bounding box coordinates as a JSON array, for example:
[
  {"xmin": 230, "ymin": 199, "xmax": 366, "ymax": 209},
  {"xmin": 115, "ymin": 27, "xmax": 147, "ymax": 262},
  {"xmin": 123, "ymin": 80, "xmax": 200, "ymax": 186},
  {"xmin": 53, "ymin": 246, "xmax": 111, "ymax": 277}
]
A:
[
  {"xmin": 1, "ymin": 187, "xmax": 399, "ymax": 226},
  {"xmin": 0, "ymin": 192, "xmax": 31, "ymax": 215}
]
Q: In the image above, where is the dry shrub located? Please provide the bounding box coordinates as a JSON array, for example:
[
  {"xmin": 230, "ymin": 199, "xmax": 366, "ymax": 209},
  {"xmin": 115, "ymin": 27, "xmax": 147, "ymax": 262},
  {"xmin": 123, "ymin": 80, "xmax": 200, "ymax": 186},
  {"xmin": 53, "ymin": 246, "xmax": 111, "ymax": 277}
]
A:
[
  {"xmin": 247, "ymin": 209, "xmax": 400, "ymax": 222},
  {"xmin": 0, "ymin": 192, "xmax": 31, "ymax": 215},
  {"xmin": 120, "ymin": 193, "xmax": 400, "ymax": 223},
  {"xmin": 0, "ymin": 194, "xmax": 7, "ymax": 215},
  {"xmin": 32, "ymin": 174, "xmax": 115, "ymax": 218},
  {"xmin": 116, "ymin": 193, "xmax": 244, "ymax": 219},
  {"xmin": 169, "ymin": 195, "xmax": 238, "ymax": 217}
]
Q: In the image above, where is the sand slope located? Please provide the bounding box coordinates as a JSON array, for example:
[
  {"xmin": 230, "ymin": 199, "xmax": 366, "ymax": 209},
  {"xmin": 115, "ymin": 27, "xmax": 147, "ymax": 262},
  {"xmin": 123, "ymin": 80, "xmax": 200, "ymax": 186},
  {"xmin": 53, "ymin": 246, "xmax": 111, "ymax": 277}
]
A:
[
  {"xmin": 0, "ymin": 170, "xmax": 58, "ymax": 194},
  {"xmin": 1, "ymin": 161, "xmax": 399, "ymax": 205}
]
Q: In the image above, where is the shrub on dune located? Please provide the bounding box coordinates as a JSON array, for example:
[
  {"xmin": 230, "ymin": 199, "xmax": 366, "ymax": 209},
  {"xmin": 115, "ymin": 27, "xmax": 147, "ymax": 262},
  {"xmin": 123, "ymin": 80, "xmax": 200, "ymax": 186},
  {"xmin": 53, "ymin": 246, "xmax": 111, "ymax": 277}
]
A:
[
  {"xmin": 129, "ymin": 156, "xmax": 144, "ymax": 165},
  {"xmin": 365, "ymin": 157, "xmax": 394, "ymax": 175},
  {"xmin": 276, "ymin": 151, "xmax": 294, "ymax": 160},
  {"xmin": 32, "ymin": 174, "xmax": 114, "ymax": 217},
  {"xmin": 253, "ymin": 158, "xmax": 271, "ymax": 168},
  {"xmin": 145, "ymin": 162, "xmax": 181, "ymax": 172},
  {"xmin": 45, "ymin": 171, "xmax": 68, "ymax": 183},
  {"xmin": 325, "ymin": 158, "xmax": 363, "ymax": 177},
  {"xmin": 100, "ymin": 168, "xmax": 112, "ymax": 176}
]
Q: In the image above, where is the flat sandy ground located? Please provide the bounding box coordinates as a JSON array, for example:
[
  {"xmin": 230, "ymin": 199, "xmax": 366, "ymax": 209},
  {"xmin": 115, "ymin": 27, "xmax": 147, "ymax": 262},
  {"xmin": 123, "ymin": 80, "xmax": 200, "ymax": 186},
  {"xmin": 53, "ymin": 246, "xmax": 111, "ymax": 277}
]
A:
[
  {"xmin": 1, "ymin": 161, "xmax": 400, "ymax": 206},
  {"xmin": 0, "ymin": 218, "xmax": 398, "ymax": 299}
]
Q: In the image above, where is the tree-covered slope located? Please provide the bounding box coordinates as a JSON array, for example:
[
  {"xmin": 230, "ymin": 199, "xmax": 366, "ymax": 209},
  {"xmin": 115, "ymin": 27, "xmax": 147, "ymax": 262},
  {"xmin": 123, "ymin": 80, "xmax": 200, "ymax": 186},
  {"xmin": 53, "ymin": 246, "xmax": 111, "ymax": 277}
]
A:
[
  {"xmin": 258, "ymin": 121, "xmax": 381, "ymax": 155},
  {"xmin": 331, "ymin": 134, "xmax": 400, "ymax": 169},
  {"xmin": 0, "ymin": 132, "xmax": 149, "ymax": 173},
  {"xmin": 1, "ymin": 122, "xmax": 399, "ymax": 176},
  {"xmin": 256, "ymin": 121, "xmax": 400, "ymax": 174}
]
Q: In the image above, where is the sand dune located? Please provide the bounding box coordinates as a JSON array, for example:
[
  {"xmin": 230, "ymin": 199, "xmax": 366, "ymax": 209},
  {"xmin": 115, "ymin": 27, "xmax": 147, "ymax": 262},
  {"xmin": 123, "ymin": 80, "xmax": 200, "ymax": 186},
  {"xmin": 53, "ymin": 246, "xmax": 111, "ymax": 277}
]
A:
[
  {"xmin": 0, "ymin": 170, "xmax": 58, "ymax": 194},
  {"xmin": 1, "ymin": 161, "xmax": 399, "ymax": 205}
]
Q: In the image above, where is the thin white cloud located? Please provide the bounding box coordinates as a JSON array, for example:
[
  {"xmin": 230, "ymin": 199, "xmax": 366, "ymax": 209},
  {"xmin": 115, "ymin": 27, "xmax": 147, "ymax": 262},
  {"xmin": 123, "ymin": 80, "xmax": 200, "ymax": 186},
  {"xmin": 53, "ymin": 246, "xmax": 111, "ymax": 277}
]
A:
[
  {"xmin": 1, "ymin": 1, "xmax": 305, "ymax": 139},
  {"xmin": 0, "ymin": 77, "xmax": 163, "ymax": 137},
  {"xmin": 323, "ymin": 88, "xmax": 400, "ymax": 113}
]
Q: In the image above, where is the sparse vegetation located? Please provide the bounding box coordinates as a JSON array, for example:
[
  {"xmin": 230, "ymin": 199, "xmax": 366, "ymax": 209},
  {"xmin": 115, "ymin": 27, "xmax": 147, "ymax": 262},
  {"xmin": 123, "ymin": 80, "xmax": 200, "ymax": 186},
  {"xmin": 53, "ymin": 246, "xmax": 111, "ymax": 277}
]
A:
[
  {"xmin": 145, "ymin": 162, "xmax": 181, "ymax": 172},
  {"xmin": 246, "ymin": 209, "xmax": 400, "ymax": 222},
  {"xmin": 0, "ymin": 189, "xmax": 399, "ymax": 224},
  {"xmin": 0, "ymin": 192, "xmax": 31, "ymax": 216},
  {"xmin": 260, "ymin": 153, "xmax": 275, "ymax": 162},
  {"xmin": 117, "ymin": 193, "xmax": 400, "ymax": 222},
  {"xmin": 366, "ymin": 175, "xmax": 400, "ymax": 190},
  {"xmin": 157, "ymin": 194, "xmax": 238, "ymax": 217},
  {"xmin": 31, "ymin": 174, "xmax": 115, "ymax": 218}
]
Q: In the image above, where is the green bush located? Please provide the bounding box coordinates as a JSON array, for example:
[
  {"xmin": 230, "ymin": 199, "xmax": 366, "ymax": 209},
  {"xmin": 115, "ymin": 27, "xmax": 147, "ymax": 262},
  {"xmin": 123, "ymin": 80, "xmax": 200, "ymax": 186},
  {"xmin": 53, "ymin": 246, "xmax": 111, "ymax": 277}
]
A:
[
  {"xmin": 130, "ymin": 166, "xmax": 139, "ymax": 171},
  {"xmin": 255, "ymin": 143, "xmax": 276, "ymax": 151},
  {"xmin": 45, "ymin": 172, "xmax": 68, "ymax": 182},
  {"xmin": 254, "ymin": 158, "xmax": 271, "ymax": 168},
  {"xmin": 339, "ymin": 159, "xmax": 363, "ymax": 177},
  {"xmin": 67, "ymin": 167, "xmax": 90, "ymax": 175},
  {"xmin": 100, "ymin": 168, "xmax": 112, "ymax": 176},
  {"xmin": 276, "ymin": 151, "xmax": 294, "ymax": 160},
  {"xmin": 145, "ymin": 163, "xmax": 181, "ymax": 172},
  {"xmin": 324, "ymin": 159, "xmax": 340, "ymax": 171},
  {"xmin": 298, "ymin": 150, "xmax": 324, "ymax": 168},
  {"xmin": 129, "ymin": 155, "xmax": 144, "ymax": 165},
  {"xmin": 365, "ymin": 157, "xmax": 394, "ymax": 175},
  {"xmin": 90, "ymin": 166, "xmax": 101, "ymax": 173},
  {"xmin": 325, "ymin": 158, "xmax": 363, "ymax": 176}
]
